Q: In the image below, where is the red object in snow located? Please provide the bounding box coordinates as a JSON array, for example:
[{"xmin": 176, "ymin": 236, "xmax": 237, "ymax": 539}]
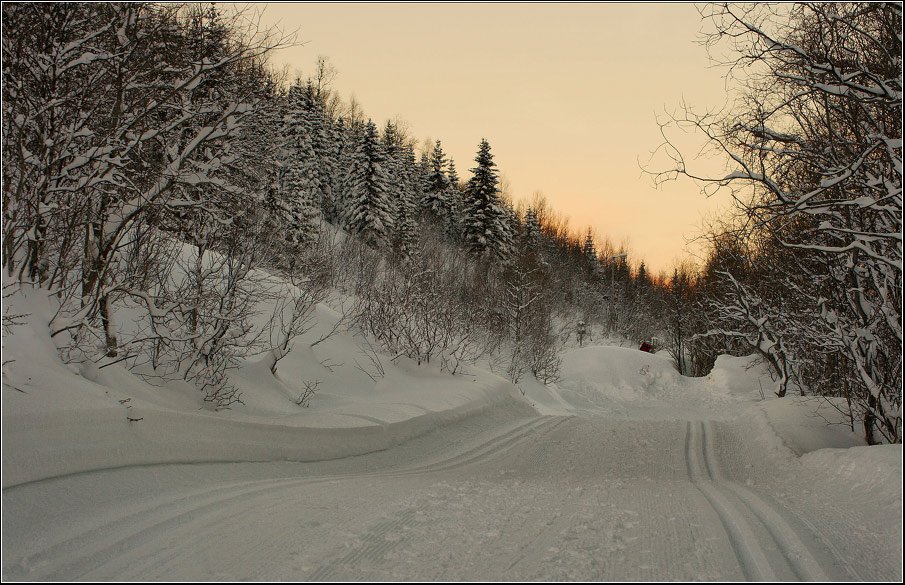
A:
[{"xmin": 639, "ymin": 341, "xmax": 652, "ymax": 353}]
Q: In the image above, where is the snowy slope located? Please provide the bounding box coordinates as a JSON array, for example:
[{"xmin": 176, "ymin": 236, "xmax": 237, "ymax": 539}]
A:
[
  {"xmin": 2, "ymin": 281, "xmax": 901, "ymax": 581},
  {"xmin": 1, "ymin": 280, "xmax": 525, "ymax": 488}
]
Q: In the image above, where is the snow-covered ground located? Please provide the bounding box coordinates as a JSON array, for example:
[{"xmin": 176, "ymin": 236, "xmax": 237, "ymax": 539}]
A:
[{"xmin": 2, "ymin": 285, "xmax": 902, "ymax": 580}]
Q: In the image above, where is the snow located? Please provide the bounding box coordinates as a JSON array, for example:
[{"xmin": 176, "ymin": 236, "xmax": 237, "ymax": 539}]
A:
[
  {"xmin": 548, "ymin": 346, "xmax": 772, "ymax": 420},
  {"xmin": 2, "ymin": 276, "xmax": 901, "ymax": 580},
  {"xmin": 1, "ymin": 282, "xmax": 520, "ymax": 488}
]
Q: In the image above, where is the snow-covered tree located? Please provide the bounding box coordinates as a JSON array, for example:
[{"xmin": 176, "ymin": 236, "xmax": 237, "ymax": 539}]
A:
[
  {"xmin": 497, "ymin": 200, "xmax": 517, "ymax": 263},
  {"xmin": 327, "ymin": 117, "xmax": 351, "ymax": 222},
  {"xmin": 281, "ymin": 83, "xmax": 322, "ymax": 243},
  {"xmin": 462, "ymin": 139, "xmax": 508, "ymax": 260},
  {"xmin": 582, "ymin": 229, "xmax": 599, "ymax": 274},
  {"xmin": 653, "ymin": 3, "xmax": 902, "ymax": 443},
  {"xmin": 444, "ymin": 158, "xmax": 464, "ymax": 238},
  {"xmin": 523, "ymin": 207, "xmax": 542, "ymax": 255},
  {"xmin": 382, "ymin": 123, "xmax": 418, "ymax": 259},
  {"xmin": 342, "ymin": 120, "xmax": 395, "ymax": 248},
  {"xmin": 396, "ymin": 147, "xmax": 421, "ymax": 259},
  {"xmin": 421, "ymin": 140, "xmax": 452, "ymax": 220},
  {"xmin": 2, "ymin": 3, "xmax": 293, "ymax": 403},
  {"xmin": 447, "ymin": 158, "xmax": 461, "ymax": 191}
]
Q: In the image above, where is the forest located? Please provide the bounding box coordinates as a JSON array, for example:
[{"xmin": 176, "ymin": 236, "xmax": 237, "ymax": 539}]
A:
[{"xmin": 2, "ymin": 2, "xmax": 901, "ymax": 445}]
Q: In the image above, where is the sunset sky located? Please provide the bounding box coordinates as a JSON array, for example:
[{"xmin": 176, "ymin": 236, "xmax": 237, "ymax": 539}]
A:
[{"xmin": 258, "ymin": 3, "xmax": 736, "ymax": 275}]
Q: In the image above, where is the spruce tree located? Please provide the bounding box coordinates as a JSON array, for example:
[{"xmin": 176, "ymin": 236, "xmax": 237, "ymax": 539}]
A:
[
  {"xmin": 328, "ymin": 117, "xmax": 350, "ymax": 222},
  {"xmin": 381, "ymin": 120, "xmax": 404, "ymax": 188},
  {"xmin": 444, "ymin": 158, "xmax": 463, "ymax": 239},
  {"xmin": 302, "ymin": 80, "xmax": 335, "ymax": 219},
  {"xmin": 462, "ymin": 139, "xmax": 506, "ymax": 259},
  {"xmin": 498, "ymin": 201, "xmax": 517, "ymax": 262},
  {"xmin": 342, "ymin": 119, "xmax": 394, "ymax": 248},
  {"xmin": 391, "ymin": 146, "xmax": 420, "ymax": 259},
  {"xmin": 383, "ymin": 121, "xmax": 417, "ymax": 259},
  {"xmin": 262, "ymin": 98, "xmax": 294, "ymax": 244},
  {"xmin": 636, "ymin": 262, "xmax": 650, "ymax": 290},
  {"xmin": 282, "ymin": 83, "xmax": 321, "ymax": 243},
  {"xmin": 520, "ymin": 206, "xmax": 546, "ymax": 267},
  {"xmin": 583, "ymin": 228, "xmax": 598, "ymax": 272},
  {"xmin": 421, "ymin": 140, "xmax": 451, "ymax": 219},
  {"xmin": 447, "ymin": 158, "xmax": 460, "ymax": 190},
  {"xmin": 524, "ymin": 207, "xmax": 541, "ymax": 250},
  {"xmin": 417, "ymin": 152, "xmax": 431, "ymax": 200}
]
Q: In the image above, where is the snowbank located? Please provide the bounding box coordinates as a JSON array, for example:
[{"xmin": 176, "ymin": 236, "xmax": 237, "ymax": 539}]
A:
[
  {"xmin": 706, "ymin": 353, "xmax": 773, "ymax": 400},
  {"xmin": 551, "ymin": 345, "xmax": 767, "ymax": 419},
  {"xmin": 2, "ymin": 378, "xmax": 521, "ymax": 488},
  {"xmin": 549, "ymin": 344, "xmax": 870, "ymax": 454},
  {"xmin": 1, "ymin": 283, "xmax": 529, "ymax": 488},
  {"xmin": 802, "ymin": 444, "xmax": 901, "ymax": 500}
]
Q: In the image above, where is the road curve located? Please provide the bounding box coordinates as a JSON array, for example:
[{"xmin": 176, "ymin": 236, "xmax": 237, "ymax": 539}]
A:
[{"xmin": 4, "ymin": 403, "xmax": 869, "ymax": 581}]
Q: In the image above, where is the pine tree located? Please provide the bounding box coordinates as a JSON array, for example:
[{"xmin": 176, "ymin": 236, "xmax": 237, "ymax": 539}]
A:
[
  {"xmin": 636, "ymin": 262, "xmax": 651, "ymax": 291},
  {"xmin": 462, "ymin": 139, "xmax": 507, "ymax": 260},
  {"xmin": 447, "ymin": 158, "xmax": 460, "ymax": 191},
  {"xmin": 417, "ymin": 152, "xmax": 431, "ymax": 195},
  {"xmin": 498, "ymin": 201, "xmax": 517, "ymax": 262},
  {"xmin": 381, "ymin": 120, "xmax": 404, "ymax": 187},
  {"xmin": 519, "ymin": 206, "xmax": 547, "ymax": 268},
  {"xmin": 283, "ymin": 150, "xmax": 321, "ymax": 244},
  {"xmin": 382, "ymin": 120, "xmax": 404, "ymax": 150},
  {"xmin": 342, "ymin": 120, "xmax": 394, "ymax": 248},
  {"xmin": 260, "ymin": 84, "xmax": 294, "ymax": 247}
]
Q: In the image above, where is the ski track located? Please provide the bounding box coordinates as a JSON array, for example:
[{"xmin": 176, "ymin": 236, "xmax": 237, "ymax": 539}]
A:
[
  {"xmin": 3, "ymin": 415, "xmax": 566, "ymax": 581},
  {"xmin": 2, "ymin": 413, "xmax": 890, "ymax": 580},
  {"xmin": 685, "ymin": 420, "xmax": 832, "ymax": 581}
]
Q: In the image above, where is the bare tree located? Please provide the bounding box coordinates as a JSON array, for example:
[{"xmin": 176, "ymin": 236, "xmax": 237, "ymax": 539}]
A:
[
  {"xmin": 650, "ymin": 3, "xmax": 902, "ymax": 443},
  {"xmin": 265, "ymin": 271, "xmax": 328, "ymax": 376},
  {"xmin": 2, "ymin": 3, "xmax": 297, "ymax": 406}
]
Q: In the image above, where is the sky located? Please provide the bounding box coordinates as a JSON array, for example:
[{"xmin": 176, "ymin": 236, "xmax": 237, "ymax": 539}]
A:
[{"xmin": 257, "ymin": 3, "xmax": 735, "ymax": 275}]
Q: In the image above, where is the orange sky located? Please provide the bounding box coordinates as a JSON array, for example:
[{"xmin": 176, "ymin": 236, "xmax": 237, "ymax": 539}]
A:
[{"xmin": 257, "ymin": 3, "xmax": 735, "ymax": 275}]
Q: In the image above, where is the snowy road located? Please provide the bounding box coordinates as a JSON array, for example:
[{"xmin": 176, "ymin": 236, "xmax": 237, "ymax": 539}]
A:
[{"xmin": 2, "ymin": 401, "xmax": 889, "ymax": 581}]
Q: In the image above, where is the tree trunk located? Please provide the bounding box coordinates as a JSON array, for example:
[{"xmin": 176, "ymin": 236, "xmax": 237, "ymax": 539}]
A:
[
  {"xmin": 100, "ymin": 293, "xmax": 117, "ymax": 358},
  {"xmin": 863, "ymin": 394, "xmax": 879, "ymax": 446}
]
